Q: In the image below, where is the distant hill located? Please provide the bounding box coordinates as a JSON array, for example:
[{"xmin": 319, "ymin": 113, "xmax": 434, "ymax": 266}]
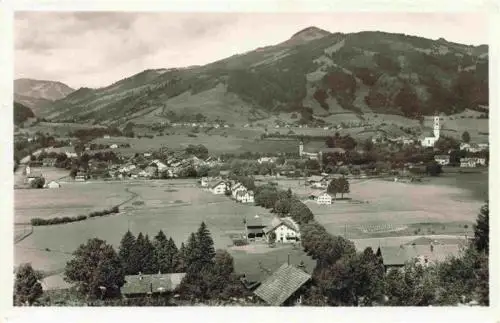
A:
[
  {"xmin": 14, "ymin": 101, "xmax": 35, "ymax": 125},
  {"xmin": 14, "ymin": 78, "xmax": 75, "ymax": 113},
  {"xmin": 40, "ymin": 27, "xmax": 488, "ymax": 125}
]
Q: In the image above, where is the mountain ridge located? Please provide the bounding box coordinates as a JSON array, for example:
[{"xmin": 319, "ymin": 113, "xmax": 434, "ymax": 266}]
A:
[{"xmin": 22, "ymin": 28, "xmax": 488, "ymax": 126}]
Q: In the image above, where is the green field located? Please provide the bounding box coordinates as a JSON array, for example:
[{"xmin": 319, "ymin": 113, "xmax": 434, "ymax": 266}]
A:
[{"xmin": 15, "ymin": 179, "xmax": 281, "ymax": 273}]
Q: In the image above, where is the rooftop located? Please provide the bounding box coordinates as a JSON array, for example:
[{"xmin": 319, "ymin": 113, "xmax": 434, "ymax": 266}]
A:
[
  {"xmin": 121, "ymin": 273, "xmax": 186, "ymax": 295},
  {"xmin": 254, "ymin": 263, "xmax": 311, "ymax": 306}
]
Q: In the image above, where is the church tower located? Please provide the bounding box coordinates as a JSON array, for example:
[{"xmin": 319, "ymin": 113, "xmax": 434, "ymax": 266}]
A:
[
  {"xmin": 433, "ymin": 115, "xmax": 440, "ymax": 139},
  {"xmin": 299, "ymin": 141, "xmax": 304, "ymax": 157}
]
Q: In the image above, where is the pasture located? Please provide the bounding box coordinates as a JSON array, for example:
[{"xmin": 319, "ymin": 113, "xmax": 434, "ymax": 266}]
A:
[
  {"xmin": 15, "ymin": 179, "xmax": 277, "ymax": 272},
  {"xmin": 275, "ymin": 175, "xmax": 485, "ymax": 239}
]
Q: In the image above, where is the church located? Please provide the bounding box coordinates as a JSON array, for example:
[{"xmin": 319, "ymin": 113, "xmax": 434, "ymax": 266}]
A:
[{"xmin": 421, "ymin": 116, "xmax": 441, "ymax": 147}]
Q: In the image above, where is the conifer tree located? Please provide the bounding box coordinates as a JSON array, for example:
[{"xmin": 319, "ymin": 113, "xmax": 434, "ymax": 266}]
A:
[
  {"xmin": 118, "ymin": 230, "xmax": 139, "ymax": 275},
  {"xmin": 184, "ymin": 232, "xmax": 199, "ymax": 270},
  {"xmin": 196, "ymin": 222, "xmax": 215, "ymax": 267},
  {"xmin": 177, "ymin": 242, "xmax": 187, "ymax": 272},
  {"xmin": 153, "ymin": 230, "xmax": 169, "ymax": 273},
  {"xmin": 167, "ymin": 237, "xmax": 180, "ymax": 273},
  {"xmin": 135, "ymin": 233, "xmax": 155, "ymax": 274}
]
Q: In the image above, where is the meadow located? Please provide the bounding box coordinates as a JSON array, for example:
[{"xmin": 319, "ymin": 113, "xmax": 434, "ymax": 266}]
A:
[{"xmin": 15, "ymin": 179, "xmax": 277, "ymax": 273}]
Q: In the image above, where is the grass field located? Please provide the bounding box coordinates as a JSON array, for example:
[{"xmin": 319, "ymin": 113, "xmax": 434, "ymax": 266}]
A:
[
  {"xmin": 15, "ymin": 179, "xmax": 278, "ymax": 272},
  {"xmin": 276, "ymin": 173, "xmax": 486, "ymax": 240}
]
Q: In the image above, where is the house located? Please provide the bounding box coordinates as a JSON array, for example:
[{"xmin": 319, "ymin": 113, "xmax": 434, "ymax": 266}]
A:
[
  {"xmin": 236, "ymin": 190, "xmax": 254, "ymax": 203},
  {"xmin": 245, "ymin": 217, "xmax": 267, "ymax": 240},
  {"xmin": 376, "ymin": 239, "xmax": 463, "ymax": 272},
  {"xmin": 110, "ymin": 144, "xmax": 118, "ymax": 149},
  {"xmin": 143, "ymin": 152, "xmax": 152, "ymax": 157},
  {"xmin": 460, "ymin": 142, "xmax": 471, "ymax": 151},
  {"xmin": 299, "ymin": 141, "xmax": 346, "ymax": 160},
  {"xmin": 253, "ymin": 263, "xmax": 311, "ymax": 306},
  {"xmin": 121, "ymin": 272, "xmax": 186, "ymax": 298},
  {"xmin": 231, "ymin": 183, "xmax": 247, "ymax": 198},
  {"xmin": 209, "ymin": 181, "xmax": 228, "ymax": 195},
  {"xmin": 42, "ymin": 158, "xmax": 57, "ymax": 167},
  {"xmin": 151, "ymin": 159, "xmax": 168, "ymax": 171},
  {"xmin": 434, "ymin": 155, "xmax": 450, "ymax": 166},
  {"xmin": 45, "ymin": 180, "xmax": 61, "ymax": 189},
  {"xmin": 75, "ymin": 173, "xmax": 87, "ymax": 182},
  {"xmin": 26, "ymin": 171, "xmax": 43, "ymax": 184},
  {"xmin": 460, "ymin": 157, "xmax": 486, "ymax": 168},
  {"xmin": 258, "ymin": 157, "xmax": 277, "ymax": 164},
  {"xmin": 316, "ymin": 192, "xmax": 333, "ymax": 205},
  {"xmin": 264, "ymin": 217, "xmax": 301, "ymax": 243}
]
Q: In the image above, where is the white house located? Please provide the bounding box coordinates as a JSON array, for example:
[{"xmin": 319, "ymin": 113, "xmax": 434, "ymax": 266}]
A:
[
  {"xmin": 316, "ymin": 192, "xmax": 333, "ymax": 205},
  {"xmin": 110, "ymin": 144, "xmax": 118, "ymax": 149},
  {"xmin": 460, "ymin": 157, "xmax": 486, "ymax": 168},
  {"xmin": 231, "ymin": 183, "xmax": 247, "ymax": 198},
  {"xmin": 150, "ymin": 160, "xmax": 167, "ymax": 172},
  {"xmin": 264, "ymin": 217, "xmax": 301, "ymax": 243},
  {"xmin": 257, "ymin": 157, "xmax": 277, "ymax": 164},
  {"xmin": 434, "ymin": 155, "xmax": 450, "ymax": 166},
  {"xmin": 65, "ymin": 151, "xmax": 78, "ymax": 158},
  {"xmin": 236, "ymin": 190, "xmax": 254, "ymax": 203},
  {"xmin": 46, "ymin": 181, "xmax": 61, "ymax": 189},
  {"xmin": 201, "ymin": 177, "xmax": 209, "ymax": 188},
  {"xmin": 209, "ymin": 181, "xmax": 228, "ymax": 195},
  {"xmin": 103, "ymin": 135, "xmax": 111, "ymax": 139}
]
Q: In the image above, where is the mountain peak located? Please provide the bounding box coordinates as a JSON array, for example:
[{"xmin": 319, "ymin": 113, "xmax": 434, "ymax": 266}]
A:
[{"xmin": 291, "ymin": 26, "xmax": 330, "ymax": 40}]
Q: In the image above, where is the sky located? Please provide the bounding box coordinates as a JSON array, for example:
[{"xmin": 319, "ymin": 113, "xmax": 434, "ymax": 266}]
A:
[{"xmin": 14, "ymin": 12, "xmax": 489, "ymax": 89}]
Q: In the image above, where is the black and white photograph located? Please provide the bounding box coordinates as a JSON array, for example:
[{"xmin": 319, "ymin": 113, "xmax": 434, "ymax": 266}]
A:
[{"xmin": 2, "ymin": 1, "xmax": 497, "ymax": 320}]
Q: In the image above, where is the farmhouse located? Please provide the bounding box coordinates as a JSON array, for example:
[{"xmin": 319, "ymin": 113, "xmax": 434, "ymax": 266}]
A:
[
  {"xmin": 209, "ymin": 181, "xmax": 228, "ymax": 195},
  {"xmin": 200, "ymin": 177, "xmax": 209, "ymax": 187},
  {"xmin": 376, "ymin": 238, "xmax": 463, "ymax": 272},
  {"xmin": 42, "ymin": 158, "xmax": 57, "ymax": 167},
  {"xmin": 264, "ymin": 217, "xmax": 301, "ymax": 243},
  {"xmin": 245, "ymin": 217, "xmax": 267, "ymax": 240},
  {"xmin": 460, "ymin": 143, "xmax": 484, "ymax": 153},
  {"xmin": 75, "ymin": 173, "xmax": 87, "ymax": 182},
  {"xmin": 45, "ymin": 181, "xmax": 61, "ymax": 189},
  {"xmin": 299, "ymin": 141, "xmax": 346, "ymax": 160},
  {"xmin": 110, "ymin": 144, "xmax": 118, "ymax": 149},
  {"xmin": 316, "ymin": 192, "xmax": 333, "ymax": 205},
  {"xmin": 236, "ymin": 190, "xmax": 255, "ymax": 203},
  {"xmin": 253, "ymin": 263, "xmax": 311, "ymax": 306},
  {"xmin": 231, "ymin": 183, "xmax": 247, "ymax": 198},
  {"xmin": 460, "ymin": 157, "xmax": 486, "ymax": 168},
  {"xmin": 434, "ymin": 155, "xmax": 450, "ymax": 166},
  {"xmin": 26, "ymin": 171, "xmax": 43, "ymax": 184},
  {"xmin": 121, "ymin": 272, "xmax": 186, "ymax": 298},
  {"xmin": 258, "ymin": 157, "xmax": 277, "ymax": 164}
]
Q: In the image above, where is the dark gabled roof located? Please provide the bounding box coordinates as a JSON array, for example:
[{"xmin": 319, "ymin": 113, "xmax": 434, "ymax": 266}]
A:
[
  {"xmin": 254, "ymin": 263, "xmax": 311, "ymax": 306},
  {"xmin": 264, "ymin": 217, "xmax": 300, "ymax": 234},
  {"xmin": 246, "ymin": 217, "xmax": 265, "ymax": 228},
  {"xmin": 121, "ymin": 273, "xmax": 186, "ymax": 295},
  {"xmin": 378, "ymin": 244, "xmax": 463, "ymax": 266}
]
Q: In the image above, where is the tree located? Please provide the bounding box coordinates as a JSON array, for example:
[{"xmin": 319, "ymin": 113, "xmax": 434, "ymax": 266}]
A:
[
  {"xmin": 14, "ymin": 263, "xmax": 43, "ymax": 306},
  {"xmin": 268, "ymin": 231, "xmax": 277, "ymax": 247},
  {"xmin": 184, "ymin": 232, "xmax": 200, "ymax": 269},
  {"xmin": 337, "ymin": 177, "xmax": 350, "ymax": 199},
  {"xmin": 118, "ymin": 230, "xmax": 139, "ymax": 275},
  {"xmin": 273, "ymin": 198, "xmax": 292, "ymax": 216},
  {"xmin": 30, "ymin": 177, "xmax": 45, "ymax": 189},
  {"xmin": 462, "ymin": 131, "xmax": 471, "ymax": 143},
  {"xmin": 177, "ymin": 242, "xmax": 187, "ymax": 272},
  {"xmin": 135, "ymin": 233, "xmax": 156, "ymax": 274},
  {"xmin": 425, "ymin": 161, "xmax": 442, "ymax": 177},
  {"xmin": 384, "ymin": 260, "xmax": 438, "ymax": 306},
  {"xmin": 64, "ymin": 238, "xmax": 125, "ymax": 299},
  {"xmin": 196, "ymin": 222, "xmax": 216, "ymax": 267},
  {"xmin": 153, "ymin": 230, "xmax": 170, "ymax": 273},
  {"xmin": 327, "ymin": 178, "xmax": 339, "ymax": 200},
  {"xmin": 473, "ymin": 202, "xmax": 489, "ymax": 253}
]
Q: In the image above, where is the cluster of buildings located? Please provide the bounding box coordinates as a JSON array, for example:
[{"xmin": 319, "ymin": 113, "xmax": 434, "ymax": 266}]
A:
[{"xmin": 202, "ymin": 178, "xmax": 255, "ymax": 203}]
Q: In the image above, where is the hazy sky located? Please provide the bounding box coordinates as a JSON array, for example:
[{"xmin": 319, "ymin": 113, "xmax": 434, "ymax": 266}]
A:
[{"xmin": 14, "ymin": 12, "xmax": 488, "ymax": 89}]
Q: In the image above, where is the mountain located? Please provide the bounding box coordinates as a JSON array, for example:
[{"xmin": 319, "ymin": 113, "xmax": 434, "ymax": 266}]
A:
[
  {"xmin": 14, "ymin": 78, "xmax": 75, "ymax": 113},
  {"xmin": 14, "ymin": 101, "xmax": 35, "ymax": 125},
  {"xmin": 42, "ymin": 27, "xmax": 488, "ymax": 125}
]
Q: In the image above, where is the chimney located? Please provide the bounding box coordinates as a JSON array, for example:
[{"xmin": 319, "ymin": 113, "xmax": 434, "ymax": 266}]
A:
[{"xmin": 287, "ymin": 254, "xmax": 290, "ymax": 265}]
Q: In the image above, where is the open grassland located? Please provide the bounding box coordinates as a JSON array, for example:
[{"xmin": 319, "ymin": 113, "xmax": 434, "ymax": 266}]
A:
[
  {"xmin": 276, "ymin": 173, "xmax": 486, "ymax": 240},
  {"xmin": 14, "ymin": 181, "xmax": 131, "ymax": 223},
  {"xmin": 15, "ymin": 179, "xmax": 276, "ymax": 272},
  {"xmin": 91, "ymin": 135, "xmax": 301, "ymax": 155}
]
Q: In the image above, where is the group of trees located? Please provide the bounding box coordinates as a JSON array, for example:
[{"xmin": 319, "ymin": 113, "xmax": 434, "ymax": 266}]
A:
[
  {"xmin": 31, "ymin": 206, "xmax": 120, "ymax": 226},
  {"xmin": 325, "ymin": 133, "xmax": 358, "ymax": 151},
  {"xmin": 185, "ymin": 144, "xmax": 209, "ymax": 160},
  {"xmin": 327, "ymin": 177, "xmax": 350, "ymax": 199},
  {"xmin": 118, "ymin": 230, "xmax": 183, "ymax": 275}
]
